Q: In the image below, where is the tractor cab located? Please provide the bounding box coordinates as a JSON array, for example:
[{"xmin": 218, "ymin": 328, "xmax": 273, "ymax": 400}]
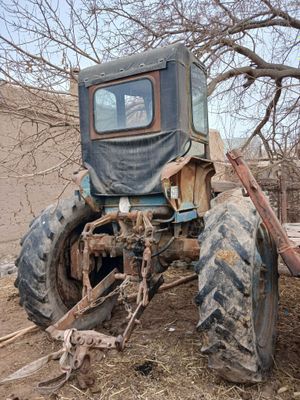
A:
[{"xmin": 77, "ymin": 43, "xmax": 214, "ymax": 219}]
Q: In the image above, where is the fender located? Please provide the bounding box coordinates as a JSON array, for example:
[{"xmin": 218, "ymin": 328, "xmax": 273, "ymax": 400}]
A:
[
  {"xmin": 72, "ymin": 169, "xmax": 101, "ymax": 212},
  {"xmin": 161, "ymin": 157, "xmax": 215, "ymax": 221}
]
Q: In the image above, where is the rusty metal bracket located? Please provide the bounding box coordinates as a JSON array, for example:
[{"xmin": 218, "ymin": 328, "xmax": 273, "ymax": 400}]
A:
[
  {"xmin": 46, "ymin": 268, "xmax": 118, "ymax": 333},
  {"xmin": 136, "ymin": 243, "xmax": 152, "ymax": 306},
  {"xmin": 49, "ymin": 328, "xmax": 117, "ymax": 350},
  {"xmin": 227, "ymin": 149, "xmax": 300, "ymax": 277}
]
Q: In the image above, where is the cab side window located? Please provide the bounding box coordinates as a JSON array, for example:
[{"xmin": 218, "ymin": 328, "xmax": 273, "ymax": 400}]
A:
[{"xmin": 191, "ymin": 64, "xmax": 208, "ymax": 136}]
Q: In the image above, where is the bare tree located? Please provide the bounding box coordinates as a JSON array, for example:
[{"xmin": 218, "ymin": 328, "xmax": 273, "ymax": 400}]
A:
[
  {"xmin": 0, "ymin": 0, "xmax": 299, "ymax": 181},
  {"xmin": 93, "ymin": 0, "xmax": 300, "ymax": 161},
  {"xmin": 0, "ymin": 0, "xmax": 106, "ymax": 179}
]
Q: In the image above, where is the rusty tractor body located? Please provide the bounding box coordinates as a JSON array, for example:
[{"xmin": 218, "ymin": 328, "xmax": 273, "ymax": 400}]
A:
[{"xmin": 14, "ymin": 44, "xmax": 300, "ymax": 390}]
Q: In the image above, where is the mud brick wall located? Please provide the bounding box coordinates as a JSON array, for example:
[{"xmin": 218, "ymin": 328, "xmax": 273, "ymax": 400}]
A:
[{"xmin": 0, "ymin": 108, "xmax": 76, "ymax": 261}]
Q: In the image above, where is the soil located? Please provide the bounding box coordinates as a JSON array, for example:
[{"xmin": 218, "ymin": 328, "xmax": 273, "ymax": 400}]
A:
[{"xmin": 0, "ymin": 267, "xmax": 300, "ymax": 400}]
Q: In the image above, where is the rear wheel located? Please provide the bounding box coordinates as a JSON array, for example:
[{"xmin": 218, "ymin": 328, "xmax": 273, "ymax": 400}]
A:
[
  {"xmin": 16, "ymin": 196, "xmax": 120, "ymax": 329},
  {"xmin": 196, "ymin": 196, "xmax": 278, "ymax": 382}
]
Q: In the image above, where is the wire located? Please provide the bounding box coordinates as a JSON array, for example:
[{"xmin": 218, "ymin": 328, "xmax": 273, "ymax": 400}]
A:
[
  {"xmin": 151, "ymin": 237, "xmax": 175, "ymax": 258},
  {"xmin": 181, "ymin": 138, "xmax": 192, "ymax": 157},
  {"xmin": 153, "ymin": 214, "xmax": 175, "ymax": 223}
]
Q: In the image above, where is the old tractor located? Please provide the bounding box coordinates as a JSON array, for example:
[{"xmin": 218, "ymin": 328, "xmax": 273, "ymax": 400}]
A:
[{"xmin": 15, "ymin": 44, "xmax": 300, "ymax": 386}]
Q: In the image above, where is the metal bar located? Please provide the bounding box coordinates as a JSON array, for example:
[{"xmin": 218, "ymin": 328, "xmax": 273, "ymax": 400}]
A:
[
  {"xmin": 226, "ymin": 149, "xmax": 300, "ymax": 277},
  {"xmin": 48, "ymin": 328, "xmax": 117, "ymax": 349},
  {"xmin": 46, "ymin": 268, "xmax": 118, "ymax": 334},
  {"xmin": 115, "ymin": 275, "xmax": 164, "ymax": 350},
  {"xmin": 124, "ymin": 273, "xmax": 198, "ymax": 303}
]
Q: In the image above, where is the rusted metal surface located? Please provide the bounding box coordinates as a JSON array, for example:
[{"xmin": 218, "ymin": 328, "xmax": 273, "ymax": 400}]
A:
[
  {"xmin": 33, "ymin": 206, "xmax": 202, "ymax": 392},
  {"xmin": 227, "ymin": 149, "xmax": 300, "ymax": 277},
  {"xmin": 70, "ymin": 240, "xmax": 82, "ymax": 280},
  {"xmin": 159, "ymin": 237, "xmax": 199, "ymax": 264},
  {"xmin": 44, "ymin": 273, "xmax": 164, "ymax": 390},
  {"xmin": 123, "ymin": 249, "xmax": 138, "ymax": 275},
  {"xmin": 72, "ymin": 209, "xmax": 201, "ymax": 290},
  {"xmin": 72, "ymin": 169, "xmax": 100, "ymax": 212},
  {"xmin": 87, "ymin": 234, "xmax": 123, "ymax": 256},
  {"xmin": 49, "ymin": 328, "xmax": 117, "ymax": 349},
  {"xmin": 161, "ymin": 156, "xmax": 215, "ymax": 216},
  {"xmin": 47, "ymin": 268, "xmax": 118, "ymax": 332},
  {"xmin": 79, "ymin": 212, "xmax": 121, "ymax": 297},
  {"xmin": 137, "ymin": 243, "xmax": 152, "ymax": 306}
]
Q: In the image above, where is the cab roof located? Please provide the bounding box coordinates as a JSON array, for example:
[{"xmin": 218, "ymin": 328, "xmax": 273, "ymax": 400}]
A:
[{"xmin": 78, "ymin": 43, "xmax": 205, "ymax": 88}]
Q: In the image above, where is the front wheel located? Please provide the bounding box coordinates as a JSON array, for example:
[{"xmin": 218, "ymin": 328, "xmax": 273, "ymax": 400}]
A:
[{"xmin": 196, "ymin": 196, "xmax": 278, "ymax": 383}]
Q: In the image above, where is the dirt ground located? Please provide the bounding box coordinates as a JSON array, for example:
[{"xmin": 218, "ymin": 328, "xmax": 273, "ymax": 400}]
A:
[{"xmin": 0, "ymin": 267, "xmax": 300, "ymax": 400}]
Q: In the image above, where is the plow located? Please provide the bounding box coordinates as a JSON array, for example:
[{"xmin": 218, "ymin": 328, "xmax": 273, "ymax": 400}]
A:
[{"xmin": 2, "ymin": 44, "xmax": 299, "ymax": 393}]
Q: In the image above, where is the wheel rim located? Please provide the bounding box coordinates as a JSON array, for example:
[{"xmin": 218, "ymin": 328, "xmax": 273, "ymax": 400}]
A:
[
  {"xmin": 253, "ymin": 223, "xmax": 278, "ymax": 360},
  {"xmin": 56, "ymin": 222, "xmax": 89, "ymax": 309},
  {"xmin": 56, "ymin": 220, "xmax": 123, "ymax": 310}
]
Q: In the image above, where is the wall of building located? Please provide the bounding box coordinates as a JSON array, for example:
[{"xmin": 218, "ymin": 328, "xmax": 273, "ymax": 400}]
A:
[{"xmin": 0, "ymin": 84, "xmax": 78, "ymax": 261}]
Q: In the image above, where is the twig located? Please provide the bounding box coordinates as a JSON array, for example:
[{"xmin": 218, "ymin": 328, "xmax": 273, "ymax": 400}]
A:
[
  {"xmin": 159, "ymin": 273, "xmax": 197, "ymax": 291},
  {"xmin": 70, "ymin": 384, "xmax": 95, "ymax": 399},
  {"xmin": 0, "ymin": 325, "xmax": 38, "ymax": 348},
  {"xmin": 124, "ymin": 273, "xmax": 197, "ymax": 303},
  {"xmin": 110, "ymin": 386, "xmax": 130, "ymax": 398}
]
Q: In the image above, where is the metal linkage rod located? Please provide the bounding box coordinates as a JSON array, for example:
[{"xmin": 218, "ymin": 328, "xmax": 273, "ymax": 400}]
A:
[{"xmin": 227, "ymin": 149, "xmax": 300, "ymax": 277}]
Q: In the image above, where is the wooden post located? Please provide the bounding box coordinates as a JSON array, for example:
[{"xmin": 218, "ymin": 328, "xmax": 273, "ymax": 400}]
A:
[{"xmin": 279, "ymin": 167, "xmax": 288, "ymax": 223}]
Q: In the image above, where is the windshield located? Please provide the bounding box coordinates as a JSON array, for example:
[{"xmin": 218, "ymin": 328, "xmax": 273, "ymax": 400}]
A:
[
  {"xmin": 94, "ymin": 78, "xmax": 153, "ymax": 133},
  {"xmin": 191, "ymin": 64, "xmax": 208, "ymax": 135}
]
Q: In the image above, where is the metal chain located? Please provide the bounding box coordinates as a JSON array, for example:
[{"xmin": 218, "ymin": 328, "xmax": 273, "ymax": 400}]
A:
[
  {"xmin": 76, "ymin": 277, "xmax": 133, "ymax": 316},
  {"xmin": 118, "ymin": 278, "xmax": 133, "ymax": 319}
]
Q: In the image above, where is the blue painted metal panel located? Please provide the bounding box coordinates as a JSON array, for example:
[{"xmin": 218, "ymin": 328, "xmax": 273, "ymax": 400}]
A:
[
  {"xmin": 79, "ymin": 175, "xmax": 171, "ymax": 213},
  {"xmin": 102, "ymin": 194, "xmax": 168, "ymax": 208},
  {"xmin": 81, "ymin": 174, "xmax": 91, "ymax": 197},
  {"xmin": 99, "ymin": 194, "xmax": 170, "ymax": 214},
  {"xmin": 174, "ymin": 209, "xmax": 198, "ymax": 223}
]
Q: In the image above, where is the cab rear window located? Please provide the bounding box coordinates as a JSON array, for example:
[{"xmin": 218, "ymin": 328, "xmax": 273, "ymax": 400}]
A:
[{"xmin": 94, "ymin": 78, "xmax": 153, "ymax": 133}]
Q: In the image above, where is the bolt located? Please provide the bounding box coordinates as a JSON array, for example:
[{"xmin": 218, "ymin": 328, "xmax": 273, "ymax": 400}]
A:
[
  {"xmin": 86, "ymin": 337, "xmax": 93, "ymax": 345},
  {"xmin": 79, "ymin": 338, "xmax": 85, "ymax": 345}
]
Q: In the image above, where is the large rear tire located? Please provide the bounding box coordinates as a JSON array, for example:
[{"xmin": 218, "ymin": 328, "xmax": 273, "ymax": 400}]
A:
[
  {"xmin": 196, "ymin": 195, "xmax": 278, "ymax": 383},
  {"xmin": 15, "ymin": 196, "xmax": 118, "ymax": 330}
]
